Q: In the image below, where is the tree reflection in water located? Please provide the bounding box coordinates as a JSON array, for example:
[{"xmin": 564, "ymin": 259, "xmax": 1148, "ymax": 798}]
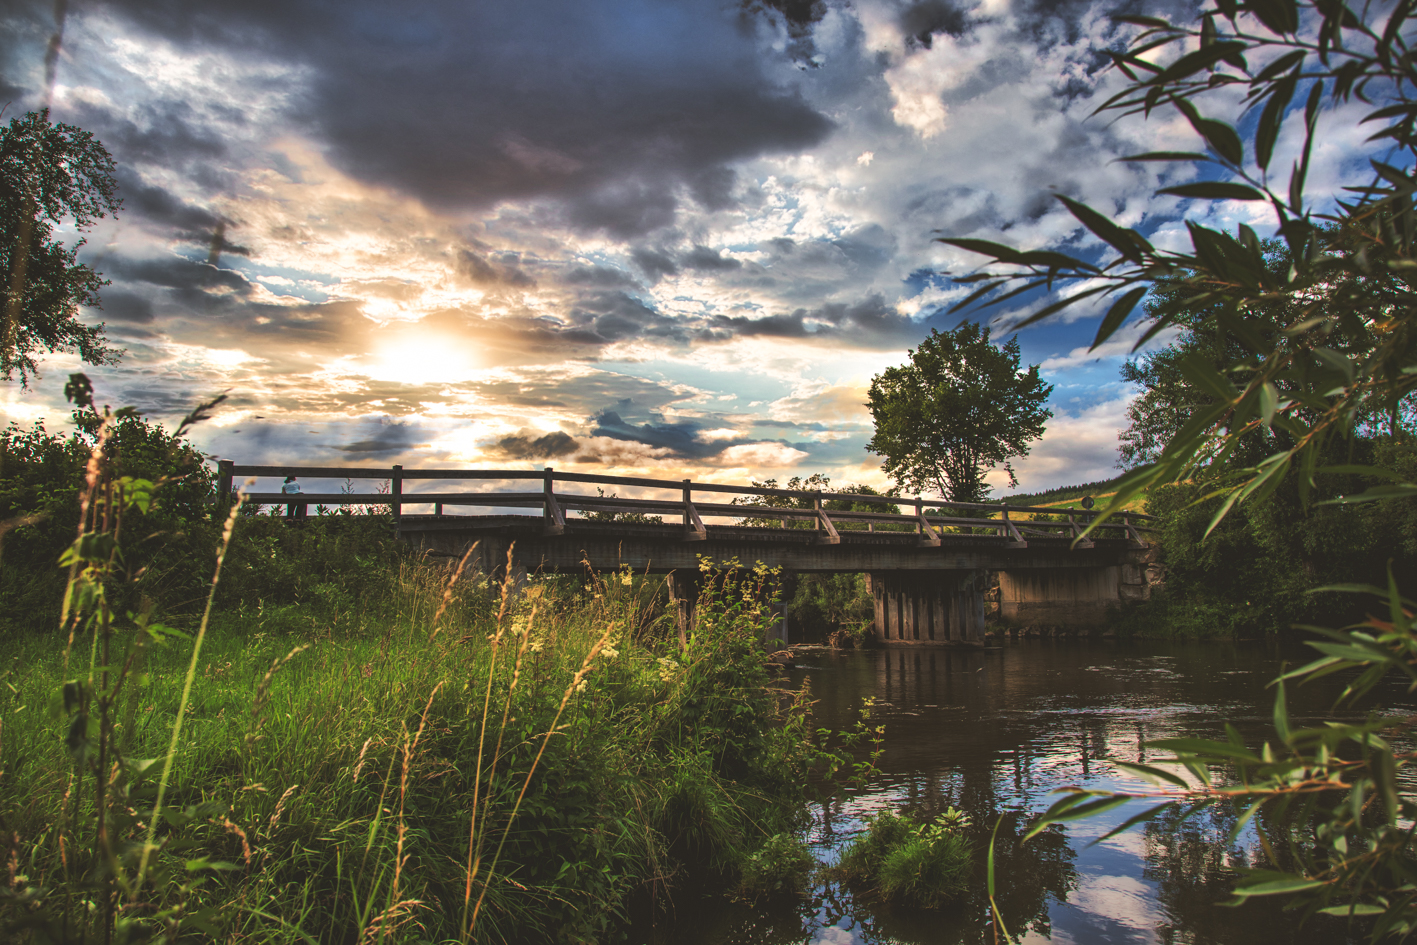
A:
[
  {"xmin": 648, "ymin": 806, "xmax": 1076, "ymax": 945},
  {"xmin": 1141, "ymin": 804, "xmax": 1361, "ymax": 945}
]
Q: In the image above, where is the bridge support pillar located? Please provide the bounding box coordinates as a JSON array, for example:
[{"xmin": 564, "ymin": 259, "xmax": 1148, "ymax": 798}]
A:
[
  {"xmin": 867, "ymin": 571, "xmax": 984, "ymax": 645},
  {"xmin": 667, "ymin": 569, "xmax": 699, "ymax": 650},
  {"xmin": 996, "ymin": 566, "xmax": 1121, "ymax": 627}
]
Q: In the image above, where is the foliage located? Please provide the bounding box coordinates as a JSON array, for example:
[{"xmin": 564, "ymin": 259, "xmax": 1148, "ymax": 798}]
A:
[
  {"xmin": 0, "ymin": 391, "xmax": 218, "ymax": 632},
  {"xmin": 938, "ymin": 3, "xmax": 1417, "ymax": 935},
  {"xmin": 1, "ymin": 110, "xmax": 122, "ymax": 384},
  {"xmin": 865, "ymin": 323, "xmax": 1052, "ymax": 503},
  {"xmin": 785, "ymin": 572, "xmax": 874, "ymax": 646},
  {"xmin": 1117, "ymin": 235, "xmax": 1414, "ymax": 469},
  {"xmin": 829, "ymin": 808, "xmax": 973, "ymax": 909},
  {"xmin": 1127, "ymin": 447, "xmax": 1417, "ymax": 637},
  {"xmin": 1003, "ymin": 476, "xmax": 1127, "ymax": 507},
  {"xmin": 939, "ymin": 0, "xmax": 1417, "ymax": 526},
  {"xmin": 732, "ymin": 473, "xmax": 904, "ymax": 530},
  {"xmin": 578, "ymin": 487, "xmax": 664, "ymax": 524},
  {"xmin": 734, "ymin": 832, "xmax": 815, "ymax": 900}
]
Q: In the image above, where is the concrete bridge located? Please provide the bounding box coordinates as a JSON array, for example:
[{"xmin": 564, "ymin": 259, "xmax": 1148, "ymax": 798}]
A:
[{"xmin": 219, "ymin": 462, "xmax": 1156, "ymax": 645}]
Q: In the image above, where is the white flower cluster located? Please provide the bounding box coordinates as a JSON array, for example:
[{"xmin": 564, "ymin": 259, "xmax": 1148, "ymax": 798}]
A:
[{"xmin": 655, "ymin": 656, "xmax": 679, "ymax": 682}]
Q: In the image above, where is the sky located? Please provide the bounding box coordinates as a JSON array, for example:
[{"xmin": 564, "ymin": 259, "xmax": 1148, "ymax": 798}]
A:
[{"xmin": 0, "ymin": 0, "xmax": 1384, "ymax": 499}]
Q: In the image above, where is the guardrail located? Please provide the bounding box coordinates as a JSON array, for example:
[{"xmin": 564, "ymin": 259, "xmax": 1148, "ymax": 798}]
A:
[{"xmin": 217, "ymin": 462, "xmax": 1155, "ymax": 548}]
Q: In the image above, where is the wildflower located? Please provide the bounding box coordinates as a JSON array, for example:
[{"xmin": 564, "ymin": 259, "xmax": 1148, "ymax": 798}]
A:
[
  {"xmin": 602, "ymin": 645, "xmax": 619, "ymax": 659},
  {"xmin": 575, "ymin": 678, "xmax": 588, "ymax": 693},
  {"xmin": 655, "ymin": 657, "xmax": 678, "ymax": 682},
  {"xmin": 528, "ymin": 634, "xmax": 546, "ymax": 654},
  {"xmin": 619, "ymin": 572, "xmax": 633, "ymax": 587}
]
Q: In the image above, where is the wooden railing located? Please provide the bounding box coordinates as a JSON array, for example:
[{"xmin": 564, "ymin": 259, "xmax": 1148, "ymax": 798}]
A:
[{"xmin": 218, "ymin": 462, "xmax": 1156, "ymax": 547}]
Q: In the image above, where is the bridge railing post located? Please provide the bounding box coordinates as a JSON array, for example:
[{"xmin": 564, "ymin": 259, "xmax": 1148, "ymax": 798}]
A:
[
  {"xmin": 391, "ymin": 464, "xmax": 403, "ymax": 524},
  {"xmin": 543, "ymin": 467, "xmax": 566, "ymax": 535},
  {"xmin": 216, "ymin": 459, "xmax": 234, "ymax": 519}
]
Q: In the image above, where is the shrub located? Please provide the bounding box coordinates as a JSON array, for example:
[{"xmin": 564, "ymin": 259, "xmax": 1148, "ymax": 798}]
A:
[
  {"xmin": 736, "ymin": 832, "xmax": 815, "ymax": 900},
  {"xmin": 831, "ymin": 808, "xmax": 973, "ymax": 909}
]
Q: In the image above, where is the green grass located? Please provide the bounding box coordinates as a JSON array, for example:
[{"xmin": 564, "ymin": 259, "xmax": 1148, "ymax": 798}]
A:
[
  {"xmin": 828, "ymin": 809, "xmax": 973, "ymax": 909},
  {"xmin": 0, "ymin": 559, "xmax": 824, "ymax": 943}
]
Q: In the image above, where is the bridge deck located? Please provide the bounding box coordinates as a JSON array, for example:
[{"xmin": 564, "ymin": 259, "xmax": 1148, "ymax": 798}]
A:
[{"xmin": 396, "ymin": 514, "xmax": 1143, "ymax": 574}]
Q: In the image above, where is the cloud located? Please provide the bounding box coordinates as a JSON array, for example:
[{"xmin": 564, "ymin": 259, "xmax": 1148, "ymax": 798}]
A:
[{"xmin": 492, "ymin": 430, "xmax": 579, "ymax": 460}]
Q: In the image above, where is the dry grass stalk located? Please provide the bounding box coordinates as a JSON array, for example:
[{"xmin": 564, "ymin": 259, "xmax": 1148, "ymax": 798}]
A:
[
  {"xmin": 134, "ymin": 478, "xmax": 250, "ymax": 891},
  {"xmin": 428, "ymin": 540, "xmax": 480, "ymax": 643}
]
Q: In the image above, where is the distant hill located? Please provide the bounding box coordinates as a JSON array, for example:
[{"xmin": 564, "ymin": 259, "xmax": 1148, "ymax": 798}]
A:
[{"xmin": 1000, "ymin": 475, "xmax": 1149, "ymax": 514}]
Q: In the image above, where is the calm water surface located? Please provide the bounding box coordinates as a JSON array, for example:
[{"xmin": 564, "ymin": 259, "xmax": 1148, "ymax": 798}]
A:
[{"xmin": 645, "ymin": 641, "xmax": 1415, "ymax": 945}]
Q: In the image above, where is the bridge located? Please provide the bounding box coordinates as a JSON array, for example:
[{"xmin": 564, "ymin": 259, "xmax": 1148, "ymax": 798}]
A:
[{"xmin": 219, "ymin": 462, "xmax": 1158, "ymax": 646}]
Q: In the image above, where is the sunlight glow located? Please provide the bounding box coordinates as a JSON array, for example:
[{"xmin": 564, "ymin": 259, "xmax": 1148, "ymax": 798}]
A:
[{"xmin": 365, "ymin": 334, "xmax": 480, "ymax": 385}]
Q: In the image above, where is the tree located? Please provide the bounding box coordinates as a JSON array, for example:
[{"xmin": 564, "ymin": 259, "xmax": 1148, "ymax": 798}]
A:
[
  {"xmin": 1, "ymin": 109, "xmax": 123, "ymax": 385},
  {"xmin": 1118, "ymin": 237, "xmax": 1414, "ymax": 469},
  {"xmin": 865, "ymin": 323, "xmax": 1053, "ymax": 503}
]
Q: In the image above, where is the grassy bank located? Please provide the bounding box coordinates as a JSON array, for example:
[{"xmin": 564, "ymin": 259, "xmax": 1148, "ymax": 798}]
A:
[{"xmin": 1, "ymin": 539, "xmax": 832, "ymax": 943}]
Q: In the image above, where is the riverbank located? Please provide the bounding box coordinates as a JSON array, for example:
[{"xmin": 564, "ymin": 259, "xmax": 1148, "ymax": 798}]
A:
[{"xmin": 0, "ymin": 564, "xmax": 829, "ymax": 944}]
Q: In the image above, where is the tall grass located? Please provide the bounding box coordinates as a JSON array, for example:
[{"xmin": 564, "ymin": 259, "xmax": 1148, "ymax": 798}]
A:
[{"xmin": 0, "ymin": 394, "xmax": 834, "ymax": 943}]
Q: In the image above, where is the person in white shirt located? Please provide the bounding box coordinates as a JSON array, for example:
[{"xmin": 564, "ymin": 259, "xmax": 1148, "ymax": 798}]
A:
[{"xmin": 282, "ymin": 475, "xmax": 306, "ymax": 519}]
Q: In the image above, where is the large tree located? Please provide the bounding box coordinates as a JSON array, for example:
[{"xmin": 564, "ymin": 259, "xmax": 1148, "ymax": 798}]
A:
[
  {"xmin": 1, "ymin": 109, "xmax": 122, "ymax": 385},
  {"xmin": 865, "ymin": 323, "xmax": 1053, "ymax": 503}
]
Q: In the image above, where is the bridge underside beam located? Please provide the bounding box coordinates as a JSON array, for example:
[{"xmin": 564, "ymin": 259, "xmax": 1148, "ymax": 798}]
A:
[
  {"xmin": 996, "ymin": 566, "xmax": 1122, "ymax": 627},
  {"xmin": 398, "ymin": 517, "xmax": 1139, "ymax": 575},
  {"xmin": 868, "ymin": 571, "xmax": 985, "ymax": 646}
]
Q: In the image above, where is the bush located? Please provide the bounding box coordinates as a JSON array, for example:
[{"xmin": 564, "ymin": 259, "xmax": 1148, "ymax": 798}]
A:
[
  {"xmin": 1117, "ymin": 437, "xmax": 1417, "ymax": 638},
  {"xmin": 735, "ymin": 832, "xmax": 815, "ymax": 900},
  {"xmin": 0, "ymin": 412, "xmax": 215, "ymax": 631},
  {"xmin": 830, "ymin": 808, "xmax": 973, "ymax": 908}
]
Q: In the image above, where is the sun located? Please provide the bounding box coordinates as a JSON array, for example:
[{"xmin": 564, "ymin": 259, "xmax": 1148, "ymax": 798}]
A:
[{"xmin": 365, "ymin": 333, "xmax": 478, "ymax": 385}]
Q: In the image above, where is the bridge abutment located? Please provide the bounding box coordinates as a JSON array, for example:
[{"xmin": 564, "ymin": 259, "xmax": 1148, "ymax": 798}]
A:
[
  {"xmin": 995, "ymin": 566, "xmax": 1122, "ymax": 627},
  {"xmin": 867, "ymin": 571, "xmax": 986, "ymax": 646}
]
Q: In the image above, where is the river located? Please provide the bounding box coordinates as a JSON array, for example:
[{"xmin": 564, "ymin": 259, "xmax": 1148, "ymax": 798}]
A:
[{"xmin": 642, "ymin": 640, "xmax": 1410, "ymax": 945}]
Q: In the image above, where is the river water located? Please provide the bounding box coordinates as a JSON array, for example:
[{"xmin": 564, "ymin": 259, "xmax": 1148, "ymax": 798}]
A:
[{"xmin": 647, "ymin": 641, "xmax": 1412, "ymax": 945}]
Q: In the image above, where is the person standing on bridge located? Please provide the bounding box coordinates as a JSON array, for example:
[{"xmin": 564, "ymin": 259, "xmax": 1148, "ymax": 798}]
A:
[{"xmin": 282, "ymin": 475, "xmax": 307, "ymax": 520}]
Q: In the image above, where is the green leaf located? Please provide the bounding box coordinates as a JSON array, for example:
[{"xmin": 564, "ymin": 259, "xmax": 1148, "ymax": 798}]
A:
[
  {"xmin": 1110, "ymin": 759, "xmax": 1192, "ymax": 789},
  {"xmin": 1093, "ymin": 287, "xmax": 1149, "ymax": 348},
  {"xmin": 1145, "ymin": 737, "xmax": 1260, "ymax": 762},
  {"xmin": 1089, "ymin": 802, "xmax": 1175, "ymax": 845},
  {"xmin": 1024, "ymin": 795, "xmax": 1132, "ymax": 839},
  {"xmin": 1317, "ymin": 903, "xmax": 1386, "ymax": 916},
  {"xmin": 1256, "ymin": 76, "xmax": 1297, "ymax": 171},
  {"xmin": 1117, "ymin": 151, "xmax": 1214, "ymax": 162},
  {"xmin": 1272, "ymin": 676, "xmax": 1291, "ymax": 743},
  {"xmin": 1231, "ymin": 875, "xmax": 1325, "ymax": 897},
  {"xmin": 1250, "ymin": 0, "xmax": 1299, "ymax": 35},
  {"xmin": 1319, "ymin": 484, "xmax": 1417, "ymax": 504},
  {"xmin": 1148, "ymin": 42, "xmax": 1248, "ymax": 86},
  {"xmin": 1159, "ymin": 182, "xmax": 1265, "ymax": 200},
  {"xmin": 1113, "ymin": 14, "xmax": 1172, "ymax": 29},
  {"xmin": 1056, "ymin": 194, "xmax": 1154, "ymax": 264},
  {"xmin": 936, "ymin": 237, "xmax": 1024, "ymax": 264}
]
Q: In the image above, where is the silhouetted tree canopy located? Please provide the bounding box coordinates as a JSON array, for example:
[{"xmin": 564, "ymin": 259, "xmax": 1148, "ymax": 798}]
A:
[{"xmin": 1, "ymin": 109, "xmax": 122, "ymax": 385}]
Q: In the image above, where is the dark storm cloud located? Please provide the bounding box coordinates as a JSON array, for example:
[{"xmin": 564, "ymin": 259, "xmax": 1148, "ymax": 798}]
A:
[
  {"xmin": 72, "ymin": 0, "xmax": 833, "ymax": 237},
  {"xmin": 630, "ymin": 248, "xmax": 679, "ymax": 282},
  {"xmin": 493, "ymin": 431, "xmax": 578, "ymax": 460},
  {"xmin": 97, "ymin": 289, "xmax": 155, "ymax": 324},
  {"xmin": 683, "ymin": 245, "xmax": 742, "ymax": 271},
  {"xmin": 458, "ymin": 249, "xmax": 536, "ymax": 288},
  {"xmin": 588, "ymin": 404, "xmax": 810, "ymax": 463},
  {"xmin": 335, "ymin": 422, "xmax": 424, "ymax": 454},
  {"xmin": 702, "ymin": 294, "xmax": 916, "ymax": 345},
  {"xmin": 592, "ymin": 408, "xmax": 740, "ymax": 459},
  {"xmin": 901, "ymin": 1, "xmax": 972, "ymax": 48}
]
